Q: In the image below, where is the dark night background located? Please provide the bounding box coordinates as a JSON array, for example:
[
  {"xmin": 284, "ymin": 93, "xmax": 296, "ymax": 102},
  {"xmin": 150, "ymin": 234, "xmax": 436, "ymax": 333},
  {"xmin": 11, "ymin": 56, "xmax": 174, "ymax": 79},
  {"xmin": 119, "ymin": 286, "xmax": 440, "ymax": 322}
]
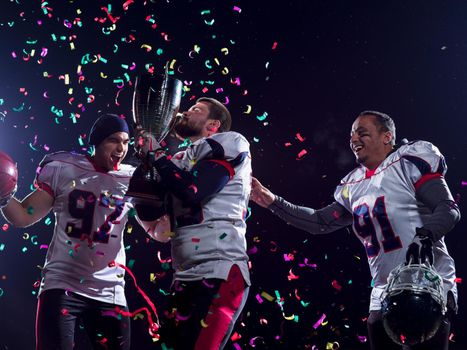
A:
[{"xmin": 0, "ymin": 0, "xmax": 466, "ymax": 349}]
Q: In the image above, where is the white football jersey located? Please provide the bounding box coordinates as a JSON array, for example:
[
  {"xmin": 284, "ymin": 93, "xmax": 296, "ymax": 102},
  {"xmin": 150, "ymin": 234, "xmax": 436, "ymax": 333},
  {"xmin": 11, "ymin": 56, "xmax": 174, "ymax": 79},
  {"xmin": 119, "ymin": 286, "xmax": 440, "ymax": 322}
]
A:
[
  {"xmin": 168, "ymin": 131, "xmax": 252, "ymax": 285},
  {"xmin": 36, "ymin": 151, "xmax": 134, "ymax": 306},
  {"xmin": 334, "ymin": 141, "xmax": 457, "ymax": 311}
]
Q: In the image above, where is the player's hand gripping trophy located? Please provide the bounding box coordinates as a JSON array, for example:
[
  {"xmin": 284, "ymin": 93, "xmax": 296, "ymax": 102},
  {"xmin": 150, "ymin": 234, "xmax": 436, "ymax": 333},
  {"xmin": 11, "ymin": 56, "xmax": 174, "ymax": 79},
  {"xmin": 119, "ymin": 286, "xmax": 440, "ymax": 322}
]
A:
[{"xmin": 125, "ymin": 71, "xmax": 182, "ymax": 208}]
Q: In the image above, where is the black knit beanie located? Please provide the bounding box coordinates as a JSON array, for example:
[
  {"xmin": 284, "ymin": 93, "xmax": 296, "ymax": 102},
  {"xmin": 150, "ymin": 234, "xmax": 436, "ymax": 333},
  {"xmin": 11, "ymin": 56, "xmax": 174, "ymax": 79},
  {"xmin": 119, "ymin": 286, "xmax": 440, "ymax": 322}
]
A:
[{"xmin": 89, "ymin": 114, "xmax": 130, "ymax": 147}]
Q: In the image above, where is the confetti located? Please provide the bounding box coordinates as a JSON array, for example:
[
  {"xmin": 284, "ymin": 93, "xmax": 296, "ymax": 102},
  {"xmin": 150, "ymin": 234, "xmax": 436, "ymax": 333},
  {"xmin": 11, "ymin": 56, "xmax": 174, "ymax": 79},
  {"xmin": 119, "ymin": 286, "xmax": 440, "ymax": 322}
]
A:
[
  {"xmin": 313, "ymin": 313, "xmax": 327, "ymax": 329},
  {"xmin": 256, "ymin": 112, "xmax": 268, "ymax": 121},
  {"xmin": 331, "ymin": 279, "xmax": 342, "ymax": 291},
  {"xmin": 296, "ymin": 149, "xmax": 307, "ymax": 159},
  {"xmin": 296, "ymin": 133, "xmax": 305, "ymax": 142},
  {"xmin": 260, "ymin": 291, "xmax": 274, "ymax": 302}
]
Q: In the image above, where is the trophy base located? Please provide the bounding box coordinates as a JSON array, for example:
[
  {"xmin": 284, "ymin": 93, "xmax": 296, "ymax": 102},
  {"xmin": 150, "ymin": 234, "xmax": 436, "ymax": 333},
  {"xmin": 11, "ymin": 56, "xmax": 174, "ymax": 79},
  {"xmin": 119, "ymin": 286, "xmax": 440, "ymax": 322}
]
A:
[
  {"xmin": 125, "ymin": 191, "xmax": 166, "ymax": 206},
  {"xmin": 125, "ymin": 174, "xmax": 167, "ymax": 207}
]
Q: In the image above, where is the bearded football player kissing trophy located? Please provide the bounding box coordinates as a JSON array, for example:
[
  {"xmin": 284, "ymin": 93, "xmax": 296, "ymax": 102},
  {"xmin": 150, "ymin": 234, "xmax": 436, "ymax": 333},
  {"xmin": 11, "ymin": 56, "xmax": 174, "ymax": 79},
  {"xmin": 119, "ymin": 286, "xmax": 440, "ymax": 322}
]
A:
[{"xmin": 129, "ymin": 80, "xmax": 253, "ymax": 348}]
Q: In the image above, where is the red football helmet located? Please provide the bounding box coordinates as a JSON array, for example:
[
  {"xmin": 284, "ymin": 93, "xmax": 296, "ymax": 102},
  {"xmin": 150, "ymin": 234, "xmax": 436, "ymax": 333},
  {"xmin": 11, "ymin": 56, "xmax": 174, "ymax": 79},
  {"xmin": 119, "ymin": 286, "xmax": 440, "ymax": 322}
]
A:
[{"xmin": 0, "ymin": 151, "xmax": 18, "ymax": 207}]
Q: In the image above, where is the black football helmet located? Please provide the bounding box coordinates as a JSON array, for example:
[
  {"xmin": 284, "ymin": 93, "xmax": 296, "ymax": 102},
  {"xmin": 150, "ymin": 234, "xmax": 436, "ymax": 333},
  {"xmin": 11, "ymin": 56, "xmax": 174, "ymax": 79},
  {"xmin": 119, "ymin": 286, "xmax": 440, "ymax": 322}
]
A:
[{"xmin": 381, "ymin": 252, "xmax": 446, "ymax": 346}]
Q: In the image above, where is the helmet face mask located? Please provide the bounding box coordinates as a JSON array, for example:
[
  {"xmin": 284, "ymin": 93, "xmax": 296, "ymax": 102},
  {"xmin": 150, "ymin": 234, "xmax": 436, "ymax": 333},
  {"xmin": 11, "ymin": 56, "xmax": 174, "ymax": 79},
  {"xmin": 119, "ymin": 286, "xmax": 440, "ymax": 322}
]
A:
[{"xmin": 381, "ymin": 262, "xmax": 446, "ymax": 346}]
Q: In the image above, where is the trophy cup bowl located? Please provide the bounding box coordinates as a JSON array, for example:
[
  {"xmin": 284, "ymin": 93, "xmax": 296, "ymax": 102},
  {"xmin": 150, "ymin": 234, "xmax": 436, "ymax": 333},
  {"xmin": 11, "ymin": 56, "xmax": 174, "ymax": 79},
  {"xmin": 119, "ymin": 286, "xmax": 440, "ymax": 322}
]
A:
[
  {"xmin": 132, "ymin": 73, "xmax": 183, "ymax": 142},
  {"xmin": 126, "ymin": 73, "xmax": 182, "ymax": 207}
]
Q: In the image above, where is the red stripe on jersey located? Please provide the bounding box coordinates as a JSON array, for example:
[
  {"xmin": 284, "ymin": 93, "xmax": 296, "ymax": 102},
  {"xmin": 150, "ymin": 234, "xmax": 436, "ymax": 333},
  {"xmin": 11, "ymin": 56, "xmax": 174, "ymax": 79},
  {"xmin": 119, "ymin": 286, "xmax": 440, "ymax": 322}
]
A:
[
  {"xmin": 207, "ymin": 159, "xmax": 235, "ymax": 179},
  {"xmin": 414, "ymin": 173, "xmax": 442, "ymax": 191},
  {"xmin": 36, "ymin": 181, "xmax": 55, "ymax": 198}
]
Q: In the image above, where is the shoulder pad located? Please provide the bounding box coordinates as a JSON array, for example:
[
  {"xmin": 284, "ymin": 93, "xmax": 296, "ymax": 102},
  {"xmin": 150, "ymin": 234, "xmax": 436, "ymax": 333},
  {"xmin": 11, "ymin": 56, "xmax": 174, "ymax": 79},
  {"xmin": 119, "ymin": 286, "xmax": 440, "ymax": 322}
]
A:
[
  {"xmin": 397, "ymin": 140, "xmax": 446, "ymax": 176},
  {"xmin": 39, "ymin": 151, "xmax": 86, "ymax": 167},
  {"xmin": 193, "ymin": 132, "xmax": 250, "ymax": 162},
  {"xmin": 397, "ymin": 140, "xmax": 441, "ymax": 157}
]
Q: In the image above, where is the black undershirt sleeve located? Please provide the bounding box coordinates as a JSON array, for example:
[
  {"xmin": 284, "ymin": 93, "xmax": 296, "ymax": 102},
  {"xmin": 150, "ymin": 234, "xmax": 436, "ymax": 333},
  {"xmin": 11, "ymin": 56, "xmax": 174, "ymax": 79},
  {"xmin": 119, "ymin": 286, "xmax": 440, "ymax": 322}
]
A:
[
  {"xmin": 416, "ymin": 177, "xmax": 461, "ymax": 241},
  {"xmin": 268, "ymin": 197, "xmax": 353, "ymax": 235},
  {"xmin": 152, "ymin": 156, "xmax": 232, "ymax": 205}
]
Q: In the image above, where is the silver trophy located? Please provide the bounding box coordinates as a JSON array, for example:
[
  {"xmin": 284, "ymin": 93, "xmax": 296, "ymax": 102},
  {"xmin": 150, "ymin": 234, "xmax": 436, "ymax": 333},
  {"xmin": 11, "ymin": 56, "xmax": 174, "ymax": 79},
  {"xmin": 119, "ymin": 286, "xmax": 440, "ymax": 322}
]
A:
[
  {"xmin": 132, "ymin": 73, "xmax": 183, "ymax": 143},
  {"xmin": 126, "ymin": 72, "xmax": 183, "ymax": 205}
]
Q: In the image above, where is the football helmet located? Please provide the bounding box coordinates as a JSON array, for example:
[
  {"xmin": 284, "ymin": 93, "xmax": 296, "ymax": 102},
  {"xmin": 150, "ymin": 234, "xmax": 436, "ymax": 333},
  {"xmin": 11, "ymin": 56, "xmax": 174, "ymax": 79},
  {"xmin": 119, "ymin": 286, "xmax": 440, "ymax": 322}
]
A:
[{"xmin": 381, "ymin": 251, "xmax": 446, "ymax": 346}]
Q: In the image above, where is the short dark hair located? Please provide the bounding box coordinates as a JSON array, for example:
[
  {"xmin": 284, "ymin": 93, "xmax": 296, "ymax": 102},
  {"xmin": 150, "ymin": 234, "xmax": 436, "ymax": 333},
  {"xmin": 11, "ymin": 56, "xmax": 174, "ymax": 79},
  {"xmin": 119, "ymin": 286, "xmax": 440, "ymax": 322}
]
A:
[
  {"xmin": 358, "ymin": 110, "xmax": 396, "ymax": 146},
  {"xmin": 197, "ymin": 97, "xmax": 232, "ymax": 132}
]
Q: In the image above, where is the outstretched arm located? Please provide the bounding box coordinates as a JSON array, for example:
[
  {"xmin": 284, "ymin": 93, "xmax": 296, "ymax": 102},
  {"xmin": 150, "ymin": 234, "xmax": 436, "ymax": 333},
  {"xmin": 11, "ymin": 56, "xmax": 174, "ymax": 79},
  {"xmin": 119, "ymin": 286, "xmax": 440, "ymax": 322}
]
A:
[
  {"xmin": 250, "ymin": 177, "xmax": 352, "ymax": 234},
  {"xmin": 250, "ymin": 177, "xmax": 275, "ymax": 207},
  {"xmin": 1, "ymin": 189, "xmax": 54, "ymax": 228}
]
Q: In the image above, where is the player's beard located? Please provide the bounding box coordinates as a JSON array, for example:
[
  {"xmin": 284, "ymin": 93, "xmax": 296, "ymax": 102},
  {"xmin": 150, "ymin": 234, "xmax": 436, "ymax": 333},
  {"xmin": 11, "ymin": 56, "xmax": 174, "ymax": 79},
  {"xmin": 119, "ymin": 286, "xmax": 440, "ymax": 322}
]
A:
[{"xmin": 174, "ymin": 119, "xmax": 201, "ymax": 138}]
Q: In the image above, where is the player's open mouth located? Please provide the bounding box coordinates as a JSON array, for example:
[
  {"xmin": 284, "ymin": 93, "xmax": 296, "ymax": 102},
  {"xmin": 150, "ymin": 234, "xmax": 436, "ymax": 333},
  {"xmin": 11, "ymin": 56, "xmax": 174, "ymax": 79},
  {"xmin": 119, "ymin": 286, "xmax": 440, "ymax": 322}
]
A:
[
  {"xmin": 353, "ymin": 145, "xmax": 363, "ymax": 153},
  {"xmin": 111, "ymin": 155, "xmax": 122, "ymax": 164}
]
